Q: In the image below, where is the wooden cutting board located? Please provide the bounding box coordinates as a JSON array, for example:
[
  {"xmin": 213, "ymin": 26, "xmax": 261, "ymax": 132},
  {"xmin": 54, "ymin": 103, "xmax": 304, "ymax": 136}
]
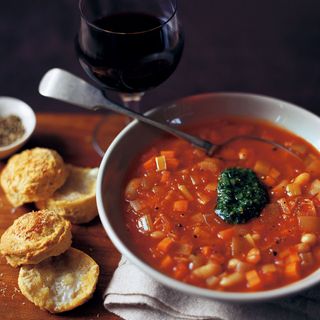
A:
[{"xmin": 0, "ymin": 113, "xmax": 127, "ymax": 320}]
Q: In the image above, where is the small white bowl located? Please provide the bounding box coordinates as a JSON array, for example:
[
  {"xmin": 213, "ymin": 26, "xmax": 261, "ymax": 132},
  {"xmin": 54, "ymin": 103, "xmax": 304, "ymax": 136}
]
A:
[
  {"xmin": 97, "ymin": 93, "xmax": 320, "ymax": 302},
  {"xmin": 0, "ymin": 97, "xmax": 36, "ymax": 159}
]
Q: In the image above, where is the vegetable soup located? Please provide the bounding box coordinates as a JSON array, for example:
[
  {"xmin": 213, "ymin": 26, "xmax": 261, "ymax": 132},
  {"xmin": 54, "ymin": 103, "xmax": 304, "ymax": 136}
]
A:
[{"xmin": 123, "ymin": 117, "xmax": 320, "ymax": 292}]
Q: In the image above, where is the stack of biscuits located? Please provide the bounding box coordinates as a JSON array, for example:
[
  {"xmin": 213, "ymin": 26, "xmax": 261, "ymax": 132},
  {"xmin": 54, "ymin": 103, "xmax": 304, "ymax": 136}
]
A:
[{"xmin": 0, "ymin": 147, "xmax": 100, "ymax": 313}]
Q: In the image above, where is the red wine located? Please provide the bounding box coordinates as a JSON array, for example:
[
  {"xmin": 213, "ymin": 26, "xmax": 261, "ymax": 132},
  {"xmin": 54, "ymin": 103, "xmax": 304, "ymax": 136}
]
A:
[{"xmin": 77, "ymin": 12, "xmax": 183, "ymax": 93}]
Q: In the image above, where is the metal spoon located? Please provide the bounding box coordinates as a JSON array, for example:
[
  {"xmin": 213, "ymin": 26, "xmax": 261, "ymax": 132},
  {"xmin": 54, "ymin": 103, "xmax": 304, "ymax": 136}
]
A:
[{"xmin": 38, "ymin": 68, "xmax": 298, "ymax": 158}]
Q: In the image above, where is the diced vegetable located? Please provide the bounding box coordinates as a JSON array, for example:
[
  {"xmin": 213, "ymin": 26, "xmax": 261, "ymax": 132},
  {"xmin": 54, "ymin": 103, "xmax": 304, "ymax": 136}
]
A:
[
  {"xmin": 174, "ymin": 243, "xmax": 193, "ymax": 256},
  {"xmin": 284, "ymin": 262, "xmax": 300, "ymax": 279},
  {"xmin": 173, "ymin": 262, "xmax": 188, "ymax": 279},
  {"xmin": 231, "ymin": 236, "xmax": 245, "ymax": 257},
  {"xmin": 294, "ymin": 172, "xmax": 310, "ymax": 185},
  {"xmin": 160, "ymin": 171, "xmax": 171, "ymax": 183},
  {"xmin": 244, "ymin": 234, "xmax": 256, "ymax": 247},
  {"xmin": 264, "ymin": 175, "xmax": 276, "ymax": 187},
  {"xmin": 306, "ymin": 159, "xmax": 320, "ymax": 175},
  {"xmin": 173, "ymin": 200, "xmax": 189, "ymax": 212},
  {"xmin": 299, "ymin": 252, "xmax": 314, "ymax": 267},
  {"xmin": 309, "ymin": 179, "xmax": 320, "ymax": 195},
  {"xmin": 196, "ymin": 192, "xmax": 211, "ymax": 205},
  {"xmin": 286, "ymin": 183, "xmax": 301, "ymax": 196},
  {"xmin": 269, "ymin": 168, "xmax": 280, "ymax": 179},
  {"xmin": 204, "ymin": 182, "xmax": 217, "ymax": 192},
  {"xmin": 157, "ymin": 237, "xmax": 174, "ymax": 253},
  {"xmin": 272, "ymin": 179, "xmax": 289, "ymax": 197},
  {"xmin": 160, "ymin": 255, "xmax": 174, "ymax": 269},
  {"xmin": 261, "ymin": 264, "xmax": 277, "ymax": 274},
  {"xmin": 295, "ymin": 199, "xmax": 316, "ymax": 216},
  {"xmin": 125, "ymin": 178, "xmax": 141, "ymax": 200},
  {"xmin": 166, "ymin": 158, "xmax": 179, "ymax": 170},
  {"xmin": 150, "ymin": 231, "xmax": 165, "ymax": 239},
  {"xmin": 217, "ymin": 227, "xmax": 235, "ymax": 241},
  {"xmin": 198, "ymin": 158, "xmax": 219, "ymax": 173},
  {"xmin": 298, "ymin": 216, "xmax": 320, "ymax": 232},
  {"xmin": 130, "ymin": 200, "xmax": 146, "ymax": 212},
  {"xmin": 137, "ymin": 214, "xmax": 153, "ymax": 232},
  {"xmin": 254, "ymin": 160, "xmax": 271, "ymax": 176},
  {"xmin": 178, "ymin": 184, "xmax": 194, "ymax": 201},
  {"xmin": 301, "ymin": 233, "xmax": 317, "ymax": 246},
  {"xmin": 155, "ymin": 155, "xmax": 167, "ymax": 171},
  {"xmin": 277, "ymin": 198, "xmax": 290, "ymax": 214},
  {"xmin": 143, "ymin": 157, "xmax": 156, "ymax": 171},
  {"xmin": 245, "ymin": 270, "xmax": 262, "ymax": 289}
]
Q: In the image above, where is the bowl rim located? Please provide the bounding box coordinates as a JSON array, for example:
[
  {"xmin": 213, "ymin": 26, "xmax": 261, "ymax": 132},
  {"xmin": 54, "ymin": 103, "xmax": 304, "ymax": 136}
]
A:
[
  {"xmin": 97, "ymin": 92, "xmax": 320, "ymax": 302},
  {"xmin": 0, "ymin": 96, "xmax": 36, "ymax": 151}
]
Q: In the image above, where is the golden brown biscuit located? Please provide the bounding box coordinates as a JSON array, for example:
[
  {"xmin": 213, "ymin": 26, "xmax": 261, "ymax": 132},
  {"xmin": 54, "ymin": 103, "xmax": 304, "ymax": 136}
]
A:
[
  {"xmin": 18, "ymin": 247, "xmax": 99, "ymax": 313},
  {"xmin": 0, "ymin": 210, "xmax": 71, "ymax": 267},
  {"xmin": 0, "ymin": 147, "xmax": 69, "ymax": 207},
  {"xmin": 36, "ymin": 165, "xmax": 98, "ymax": 224}
]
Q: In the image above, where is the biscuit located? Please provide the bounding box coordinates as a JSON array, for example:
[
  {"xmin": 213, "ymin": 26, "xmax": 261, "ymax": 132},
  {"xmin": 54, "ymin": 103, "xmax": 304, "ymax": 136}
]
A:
[
  {"xmin": 18, "ymin": 247, "xmax": 99, "ymax": 313},
  {"xmin": 0, "ymin": 147, "xmax": 69, "ymax": 207},
  {"xmin": 0, "ymin": 210, "xmax": 71, "ymax": 267},
  {"xmin": 36, "ymin": 165, "xmax": 98, "ymax": 224}
]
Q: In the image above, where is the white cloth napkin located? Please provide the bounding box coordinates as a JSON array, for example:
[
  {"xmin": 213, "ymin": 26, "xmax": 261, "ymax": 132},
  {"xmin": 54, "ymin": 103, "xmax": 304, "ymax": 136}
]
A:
[{"xmin": 104, "ymin": 257, "xmax": 320, "ymax": 320}]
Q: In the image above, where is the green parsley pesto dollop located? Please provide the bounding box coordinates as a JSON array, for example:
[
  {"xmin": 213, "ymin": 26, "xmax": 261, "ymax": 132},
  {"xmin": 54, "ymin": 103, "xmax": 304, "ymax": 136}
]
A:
[{"xmin": 215, "ymin": 167, "xmax": 269, "ymax": 224}]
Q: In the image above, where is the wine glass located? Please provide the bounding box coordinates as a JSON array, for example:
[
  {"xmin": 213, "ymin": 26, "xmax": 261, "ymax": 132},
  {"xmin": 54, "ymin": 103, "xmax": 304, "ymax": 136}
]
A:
[{"xmin": 76, "ymin": 0, "xmax": 184, "ymax": 156}]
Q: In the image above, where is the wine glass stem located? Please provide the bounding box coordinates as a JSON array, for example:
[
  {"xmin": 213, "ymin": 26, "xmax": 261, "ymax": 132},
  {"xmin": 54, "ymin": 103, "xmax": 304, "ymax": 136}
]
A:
[{"xmin": 120, "ymin": 92, "xmax": 144, "ymax": 113}]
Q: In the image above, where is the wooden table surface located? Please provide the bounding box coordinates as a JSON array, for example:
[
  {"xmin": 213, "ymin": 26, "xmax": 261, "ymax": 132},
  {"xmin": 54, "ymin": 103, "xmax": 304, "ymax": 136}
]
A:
[{"xmin": 0, "ymin": 113, "xmax": 127, "ymax": 320}]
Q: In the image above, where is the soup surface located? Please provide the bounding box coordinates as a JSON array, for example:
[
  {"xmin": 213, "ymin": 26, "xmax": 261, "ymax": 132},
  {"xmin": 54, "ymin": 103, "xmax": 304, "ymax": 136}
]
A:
[{"xmin": 123, "ymin": 117, "xmax": 320, "ymax": 292}]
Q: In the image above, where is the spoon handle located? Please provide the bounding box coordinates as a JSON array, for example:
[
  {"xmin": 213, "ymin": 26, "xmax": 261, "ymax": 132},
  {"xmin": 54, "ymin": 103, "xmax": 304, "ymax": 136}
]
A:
[{"xmin": 39, "ymin": 68, "xmax": 215, "ymax": 155}]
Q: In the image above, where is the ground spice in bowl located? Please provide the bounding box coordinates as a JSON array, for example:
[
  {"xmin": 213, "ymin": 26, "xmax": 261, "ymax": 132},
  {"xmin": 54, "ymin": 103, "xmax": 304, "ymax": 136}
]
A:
[{"xmin": 0, "ymin": 115, "xmax": 25, "ymax": 147}]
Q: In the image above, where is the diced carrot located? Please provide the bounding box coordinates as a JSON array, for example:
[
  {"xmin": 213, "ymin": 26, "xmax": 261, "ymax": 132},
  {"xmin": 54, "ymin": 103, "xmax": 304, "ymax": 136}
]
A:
[
  {"xmin": 160, "ymin": 150, "xmax": 176, "ymax": 158},
  {"xmin": 157, "ymin": 237, "xmax": 174, "ymax": 253},
  {"xmin": 245, "ymin": 270, "xmax": 262, "ymax": 289},
  {"xmin": 173, "ymin": 200, "xmax": 188, "ymax": 212},
  {"xmin": 254, "ymin": 160, "xmax": 271, "ymax": 176},
  {"xmin": 173, "ymin": 262, "xmax": 188, "ymax": 279},
  {"xmin": 261, "ymin": 264, "xmax": 278, "ymax": 286},
  {"xmin": 284, "ymin": 262, "xmax": 300, "ymax": 280},
  {"xmin": 160, "ymin": 255, "xmax": 174, "ymax": 269},
  {"xmin": 286, "ymin": 252, "xmax": 300, "ymax": 264},
  {"xmin": 166, "ymin": 158, "xmax": 179, "ymax": 170},
  {"xmin": 143, "ymin": 157, "xmax": 156, "ymax": 171},
  {"xmin": 264, "ymin": 175, "xmax": 276, "ymax": 187},
  {"xmin": 160, "ymin": 170, "xmax": 171, "ymax": 183},
  {"xmin": 217, "ymin": 227, "xmax": 235, "ymax": 241},
  {"xmin": 269, "ymin": 167, "xmax": 280, "ymax": 179},
  {"xmin": 200, "ymin": 246, "xmax": 211, "ymax": 257}
]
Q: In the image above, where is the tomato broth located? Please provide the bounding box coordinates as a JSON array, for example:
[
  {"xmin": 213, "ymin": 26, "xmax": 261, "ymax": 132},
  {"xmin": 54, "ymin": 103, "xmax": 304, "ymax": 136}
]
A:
[{"xmin": 123, "ymin": 117, "xmax": 320, "ymax": 292}]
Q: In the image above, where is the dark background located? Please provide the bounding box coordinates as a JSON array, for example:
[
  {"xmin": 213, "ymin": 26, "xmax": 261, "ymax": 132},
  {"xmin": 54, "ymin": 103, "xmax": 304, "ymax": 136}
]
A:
[{"xmin": 1, "ymin": 0, "xmax": 320, "ymax": 114}]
